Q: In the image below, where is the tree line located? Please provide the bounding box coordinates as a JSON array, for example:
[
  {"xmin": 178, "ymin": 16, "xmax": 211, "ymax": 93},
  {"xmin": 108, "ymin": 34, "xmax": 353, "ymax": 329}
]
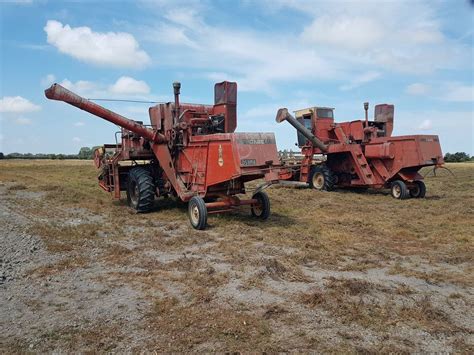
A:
[
  {"xmin": 443, "ymin": 152, "xmax": 473, "ymax": 163},
  {"xmin": 0, "ymin": 147, "xmax": 99, "ymax": 160},
  {"xmin": 0, "ymin": 148, "xmax": 472, "ymax": 162}
]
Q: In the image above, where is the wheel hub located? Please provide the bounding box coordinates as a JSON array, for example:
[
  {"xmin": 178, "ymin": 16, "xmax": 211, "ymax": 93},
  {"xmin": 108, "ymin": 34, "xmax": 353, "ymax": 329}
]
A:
[
  {"xmin": 313, "ymin": 173, "xmax": 325, "ymax": 189},
  {"xmin": 393, "ymin": 185, "xmax": 401, "ymax": 198},
  {"xmin": 191, "ymin": 204, "xmax": 200, "ymax": 225},
  {"xmin": 252, "ymin": 199, "xmax": 263, "ymax": 216}
]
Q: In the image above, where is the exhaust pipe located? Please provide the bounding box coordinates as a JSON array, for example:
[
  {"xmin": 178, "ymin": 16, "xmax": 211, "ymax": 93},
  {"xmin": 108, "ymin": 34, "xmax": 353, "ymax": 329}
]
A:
[{"xmin": 275, "ymin": 108, "xmax": 328, "ymax": 152}]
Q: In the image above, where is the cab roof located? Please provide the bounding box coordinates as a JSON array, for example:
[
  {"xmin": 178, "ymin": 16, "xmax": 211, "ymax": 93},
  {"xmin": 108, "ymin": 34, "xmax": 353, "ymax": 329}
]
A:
[{"xmin": 294, "ymin": 107, "xmax": 335, "ymax": 117}]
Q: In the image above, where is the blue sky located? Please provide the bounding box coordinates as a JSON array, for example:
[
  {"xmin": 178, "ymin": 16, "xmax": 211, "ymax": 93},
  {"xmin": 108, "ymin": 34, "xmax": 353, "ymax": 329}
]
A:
[{"xmin": 0, "ymin": 0, "xmax": 473, "ymax": 154}]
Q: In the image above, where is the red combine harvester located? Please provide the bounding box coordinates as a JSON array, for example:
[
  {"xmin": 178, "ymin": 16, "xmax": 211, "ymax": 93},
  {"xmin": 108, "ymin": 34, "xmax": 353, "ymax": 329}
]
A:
[
  {"xmin": 276, "ymin": 103, "xmax": 443, "ymax": 199},
  {"xmin": 45, "ymin": 81, "xmax": 281, "ymax": 229}
]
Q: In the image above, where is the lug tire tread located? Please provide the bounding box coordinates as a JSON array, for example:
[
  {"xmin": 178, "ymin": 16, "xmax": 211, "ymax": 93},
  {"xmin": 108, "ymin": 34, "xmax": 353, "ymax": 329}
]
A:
[
  {"xmin": 251, "ymin": 191, "xmax": 271, "ymax": 220},
  {"xmin": 391, "ymin": 180, "xmax": 409, "ymax": 200},
  {"xmin": 308, "ymin": 165, "xmax": 336, "ymax": 191},
  {"xmin": 410, "ymin": 180, "xmax": 426, "ymax": 198},
  {"xmin": 127, "ymin": 167, "xmax": 155, "ymax": 212}
]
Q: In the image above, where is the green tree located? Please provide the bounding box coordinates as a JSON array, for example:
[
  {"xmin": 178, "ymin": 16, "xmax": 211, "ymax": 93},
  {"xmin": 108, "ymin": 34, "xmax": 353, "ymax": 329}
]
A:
[
  {"xmin": 78, "ymin": 147, "xmax": 92, "ymax": 159},
  {"xmin": 444, "ymin": 152, "xmax": 470, "ymax": 162}
]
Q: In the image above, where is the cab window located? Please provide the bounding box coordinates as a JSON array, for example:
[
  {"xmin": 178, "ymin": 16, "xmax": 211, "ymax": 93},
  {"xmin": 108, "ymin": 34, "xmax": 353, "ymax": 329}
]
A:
[
  {"xmin": 316, "ymin": 109, "xmax": 333, "ymax": 118},
  {"xmin": 297, "ymin": 115, "xmax": 312, "ymax": 146}
]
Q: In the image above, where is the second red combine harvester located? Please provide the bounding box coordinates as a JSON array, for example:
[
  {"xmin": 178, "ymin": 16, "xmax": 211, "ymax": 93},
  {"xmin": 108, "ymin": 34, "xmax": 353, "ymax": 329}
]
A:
[
  {"xmin": 276, "ymin": 103, "xmax": 443, "ymax": 199},
  {"xmin": 45, "ymin": 81, "xmax": 281, "ymax": 229}
]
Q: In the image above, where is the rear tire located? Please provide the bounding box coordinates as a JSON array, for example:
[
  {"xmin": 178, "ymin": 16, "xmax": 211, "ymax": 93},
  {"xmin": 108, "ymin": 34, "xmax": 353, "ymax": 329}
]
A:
[
  {"xmin": 308, "ymin": 165, "xmax": 336, "ymax": 191},
  {"xmin": 127, "ymin": 167, "xmax": 155, "ymax": 212},
  {"xmin": 188, "ymin": 196, "xmax": 208, "ymax": 230},
  {"xmin": 409, "ymin": 180, "xmax": 426, "ymax": 198},
  {"xmin": 251, "ymin": 191, "xmax": 270, "ymax": 220},
  {"xmin": 390, "ymin": 180, "xmax": 409, "ymax": 200}
]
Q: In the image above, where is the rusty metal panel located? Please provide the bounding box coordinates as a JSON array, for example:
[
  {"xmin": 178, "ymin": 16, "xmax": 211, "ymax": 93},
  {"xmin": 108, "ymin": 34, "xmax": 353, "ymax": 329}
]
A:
[
  {"xmin": 234, "ymin": 133, "xmax": 280, "ymax": 168},
  {"xmin": 374, "ymin": 104, "xmax": 394, "ymax": 137},
  {"xmin": 206, "ymin": 139, "xmax": 239, "ymax": 186},
  {"xmin": 365, "ymin": 142, "xmax": 394, "ymax": 159},
  {"xmin": 349, "ymin": 121, "xmax": 364, "ymax": 141}
]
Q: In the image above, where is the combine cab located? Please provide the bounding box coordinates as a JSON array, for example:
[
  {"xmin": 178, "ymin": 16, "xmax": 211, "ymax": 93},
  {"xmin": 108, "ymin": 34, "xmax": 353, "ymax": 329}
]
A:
[{"xmin": 276, "ymin": 103, "xmax": 443, "ymax": 199}]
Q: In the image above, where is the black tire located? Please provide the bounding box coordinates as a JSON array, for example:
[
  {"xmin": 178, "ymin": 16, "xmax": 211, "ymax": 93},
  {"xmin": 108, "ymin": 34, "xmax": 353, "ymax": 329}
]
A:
[
  {"xmin": 390, "ymin": 180, "xmax": 409, "ymax": 200},
  {"xmin": 188, "ymin": 196, "xmax": 208, "ymax": 230},
  {"xmin": 308, "ymin": 165, "xmax": 336, "ymax": 191},
  {"xmin": 126, "ymin": 167, "xmax": 155, "ymax": 212},
  {"xmin": 251, "ymin": 191, "xmax": 270, "ymax": 220},
  {"xmin": 409, "ymin": 180, "xmax": 426, "ymax": 198}
]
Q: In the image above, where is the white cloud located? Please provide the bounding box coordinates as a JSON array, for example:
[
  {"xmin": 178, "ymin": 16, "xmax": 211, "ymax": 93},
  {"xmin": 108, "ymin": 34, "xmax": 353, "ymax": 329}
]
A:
[
  {"xmin": 182, "ymin": 30, "xmax": 333, "ymax": 92},
  {"xmin": 55, "ymin": 76, "xmax": 153, "ymax": 98},
  {"xmin": 74, "ymin": 121, "xmax": 85, "ymax": 127},
  {"xmin": 241, "ymin": 104, "xmax": 281, "ymax": 121},
  {"xmin": 164, "ymin": 7, "xmax": 202, "ymax": 28},
  {"xmin": 302, "ymin": 16, "xmax": 383, "ymax": 50},
  {"xmin": 406, "ymin": 83, "xmax": 430, "ymax": 96},
  {"xmin": 442, "ymin": 83, "xmax": 474, "ymax": 102},
  {"xmin": 205, "ymin": 72, "xmax": 233, "ymax": 82},
  {"xmin": 141, "ymin": 1, "xmax": 469, "ymax": 95},
  {"xmin": 405, "ymin": 82, "xmax": 473, "ymax": 102},
  {"xmin": 418, "ymin": 119, "xmax": 433, "ymax": 130},
  {"xmin": 41, "ymin": 74, "xmax": 56, "ymax": 87},
  {"xmin": 59, "ymin": 79, "xmax": 98, "ymax": 96},
  {"xmin": 0, "ymin": 96, "xmax": 41, "ymax": 113},
  {"xmin": 261, "ymin": 1, "xmax": 468, "ymax": 75},
  {"xmin": 339, "ymin": 71, "xmax": 381, "ymax": 91},
  {"xmin": 44, "ymin": 20, "xmax": 151, "ymax": 68},
  {"xmin": 153, "ymin": 24, "xmax": 199, "ymax": 49},
  {"xmin": 15, "ymin": 117, "xmax": 32, "ymax": 125},
  {"xmin": 72, "ymin": 137, "xmax": 81, "ymax": 142},
  {"xmin": 109, "ymin": 76, "xmax": 150, "ymax": 95}
]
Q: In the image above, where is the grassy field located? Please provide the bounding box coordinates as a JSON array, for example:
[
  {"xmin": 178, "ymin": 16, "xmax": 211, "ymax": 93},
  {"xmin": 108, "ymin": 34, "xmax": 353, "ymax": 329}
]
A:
[{"xmin": 0, "ymin": 160, "xmax": 472, "ymax": 352}]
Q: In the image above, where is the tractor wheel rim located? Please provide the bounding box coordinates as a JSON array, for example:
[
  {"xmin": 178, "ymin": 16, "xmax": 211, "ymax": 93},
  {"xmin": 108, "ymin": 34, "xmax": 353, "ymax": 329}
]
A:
[
  {"xmin": 393, "ymin": 185, "xmax": 401, "ymax": 198},
  {"xmin": 313, "ymin": 173, "xmax": 324, "ymax": 189},
  {"xmin": 253, "ymin": 199, "xmax": 263, "ymax": 216},
  {"xmin": 191, "ymin": 204, "xmax": 199, "ymax": 225}
]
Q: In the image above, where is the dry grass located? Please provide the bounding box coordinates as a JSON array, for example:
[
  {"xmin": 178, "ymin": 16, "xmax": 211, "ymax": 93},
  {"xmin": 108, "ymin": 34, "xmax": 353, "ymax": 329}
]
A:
[
  {"xmin": 28, "ymin": 256, "xmax": 89, "ymax": 277},
  {"xmin": 1, "ymin": 159, "xmax": 473, "ymax": 352},
  {"xmin": 146, "ymin": 296, "xmax": 274, "ymax": 352},
  {"xmin": 300, "ymin": 280, "xmax": 462, "ymax": 334}
]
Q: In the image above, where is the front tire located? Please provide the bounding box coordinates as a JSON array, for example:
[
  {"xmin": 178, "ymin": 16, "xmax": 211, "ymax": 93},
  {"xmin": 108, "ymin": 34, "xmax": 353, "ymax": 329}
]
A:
[
  {"xmin": 251, "ymin": 191, "xmax": 270, "ymax": 220},
  {"xmin": 127, "ymin": 167, "xmax": 155, "ymax": 212},
  {"xmin": 409, "ymin": 180, "xmax": 426, "ymax": 198},
  {"xmin": 390, "ymin": 180, "xmax": 409, "ymax": 200},
  {"xmin": 188, "ymin": 196, "xmax": 208, "ymax": 230},
  {"xmin": 308, "ymin": 165, "xmax": 336, "ymax": 191}
]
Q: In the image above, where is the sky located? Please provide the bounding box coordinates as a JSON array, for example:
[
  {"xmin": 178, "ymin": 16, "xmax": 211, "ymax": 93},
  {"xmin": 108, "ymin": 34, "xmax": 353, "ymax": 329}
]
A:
[{"xmin": 0, "ymin": 0, "xmax": 473, "ymax": 155}]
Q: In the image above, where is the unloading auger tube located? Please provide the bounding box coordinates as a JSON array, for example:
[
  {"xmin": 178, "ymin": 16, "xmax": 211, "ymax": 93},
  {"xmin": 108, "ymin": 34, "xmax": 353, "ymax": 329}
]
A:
[
  {"xmin": 275, "ymin": 108, "xmax": 328, "ymax": 152},
  {"xmin": 44, "ymin": 83, "xmax": 166, "ymax": 144}
]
